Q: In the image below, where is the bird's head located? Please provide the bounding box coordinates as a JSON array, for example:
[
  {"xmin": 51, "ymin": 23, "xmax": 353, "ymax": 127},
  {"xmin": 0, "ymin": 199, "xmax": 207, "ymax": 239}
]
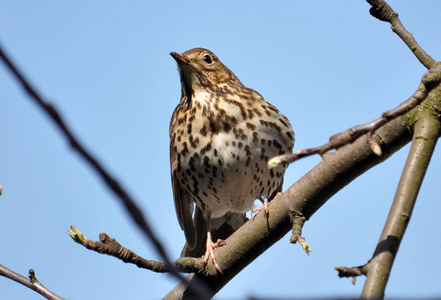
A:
[{"xmin": 170, "ymin": 48, "xmax": 242, "ymax": 97}]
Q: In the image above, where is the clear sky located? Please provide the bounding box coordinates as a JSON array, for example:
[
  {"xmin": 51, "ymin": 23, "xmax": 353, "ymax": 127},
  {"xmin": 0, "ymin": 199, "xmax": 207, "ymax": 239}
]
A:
[{"xmin": 1, "ymin": 1, "xmax": 440, "ymax": 299}]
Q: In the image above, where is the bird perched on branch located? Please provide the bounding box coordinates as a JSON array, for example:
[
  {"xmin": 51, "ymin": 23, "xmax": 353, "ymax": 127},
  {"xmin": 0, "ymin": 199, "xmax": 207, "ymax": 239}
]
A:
[{"xmin": 169, "ymin": 48, "xmax": 294, "ymax": 271}]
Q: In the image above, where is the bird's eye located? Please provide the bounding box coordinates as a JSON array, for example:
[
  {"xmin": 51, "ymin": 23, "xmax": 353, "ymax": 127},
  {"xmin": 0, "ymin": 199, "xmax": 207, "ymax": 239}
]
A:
[{"xmin": 203, "ymin": 54, "xmax": 213, "ymax": 64}]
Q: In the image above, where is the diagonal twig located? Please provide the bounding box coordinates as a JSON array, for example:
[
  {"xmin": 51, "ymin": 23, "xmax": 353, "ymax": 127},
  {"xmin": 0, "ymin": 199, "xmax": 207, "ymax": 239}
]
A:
[
  {"xmin": 67, "ymin": 226, "xmax": 205, "ymax": 274},
  {"xmin": 269, "ymin": 68, "xmax": 441, "ymax": 166},
  {"xmin": 0, "ymin": 44, "xmax": 209, "ymax": 298},
  {"xmin": 366, "ymin": 0, "xmax": 439, "ymax": 70},
  {"xmin": 0, "ymin": 264, "xmax": 64, "ymax": 300}
]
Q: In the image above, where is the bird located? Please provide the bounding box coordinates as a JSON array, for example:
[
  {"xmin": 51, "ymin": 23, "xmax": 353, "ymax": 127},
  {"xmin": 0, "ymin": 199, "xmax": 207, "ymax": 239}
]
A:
[{"xmin": 169, "ymin": 48, "xmax": 294, "ymax": 271}]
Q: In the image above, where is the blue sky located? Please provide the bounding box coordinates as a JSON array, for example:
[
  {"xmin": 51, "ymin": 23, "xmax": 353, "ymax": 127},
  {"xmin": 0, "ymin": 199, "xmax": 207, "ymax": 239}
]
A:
[{"xmin": 1, "ymin": 1, "xmax": 440, "ymax": 299}]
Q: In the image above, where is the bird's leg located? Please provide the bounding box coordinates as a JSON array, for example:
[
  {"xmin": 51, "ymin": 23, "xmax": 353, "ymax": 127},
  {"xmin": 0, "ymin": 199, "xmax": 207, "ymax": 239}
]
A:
[
  {"xmin": 203, "ymin": 213, "xmax": 225, "ymax": 272},
  {"xmin": 252, "ymin": 197, "xmax": 269, "ymax": 216}
]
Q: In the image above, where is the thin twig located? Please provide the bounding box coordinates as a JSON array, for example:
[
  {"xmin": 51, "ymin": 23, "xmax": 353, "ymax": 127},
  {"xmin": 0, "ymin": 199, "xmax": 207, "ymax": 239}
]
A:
[
  {"xmin": 268, "ymin": 75, "xmax": 433, "ymax": 166},
  {"xmin": 67, "ymin": 226, "xmax": 205, "ymax": 274},
  {"xmin": 0, "ymin": 44, "xmax": 208, "ymax": 298},
  {"xmin": 366, "ymin": 0, "xmax": 438, "ymax": 70},
  {"xmin": 0, "ymin": 264, "xmax": 64, "ymax": 300},
  {"xmin": 335, "ymin": 265, "xmax": 367, "ymax": 285}
]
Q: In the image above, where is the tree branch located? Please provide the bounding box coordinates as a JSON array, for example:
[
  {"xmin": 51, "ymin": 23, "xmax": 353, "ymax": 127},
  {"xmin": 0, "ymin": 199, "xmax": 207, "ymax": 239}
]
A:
[
  {"xmin": 164, "ymin": 93, "xmax": 419, "ymax": 298},
  {"xmin": 0, "ymin": 44, "xmax": 208, "ymax": 298},
  {"xmin": 360, "ymin": 76, "xmax": 441, "ymax": 299},
  {"xmin": 269, "ymin": 67, "xmax": 441, "ymax": 166},
  {"xmin": 366, "ymin": 0, "xmax": 439, "ymax": 69},
  {"xmin": 67, "ymin": 226, "xmax": 206, "ymax": 274},
  {"xmin": 0, "ymin": 264, "xmax": 64, "ymax": 300}
]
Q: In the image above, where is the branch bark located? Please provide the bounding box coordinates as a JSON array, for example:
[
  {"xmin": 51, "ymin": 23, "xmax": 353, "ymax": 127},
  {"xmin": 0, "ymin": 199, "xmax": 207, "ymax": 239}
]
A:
[
  {"xmin": 360, "ymin": 76, "xmax": 441, "ymax": 300},
  {"xmin": 0, "ymin": 264, "xmax": 64, "ymax": 300},
  {"xmin": 366, "ymin": 0, "xmax": 439, "ymax": 69},
  {"xmin": 164, "ymin": 98, "xmax": 417, "ymax": 298}
]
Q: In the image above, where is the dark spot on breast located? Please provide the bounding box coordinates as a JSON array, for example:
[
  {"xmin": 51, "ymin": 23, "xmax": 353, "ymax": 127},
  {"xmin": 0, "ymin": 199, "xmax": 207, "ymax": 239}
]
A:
[
  {"xmin": 268, "ymin": 105, "xmax": 279, "ymax": 113},
  {"xmin": 209, "ymin": 121, "xmax": 217, "ymax": 133},
  {"xmin": 212, "ymin": 165, "xmax": 218, "ymax": 178},
  {"xmin": 279, "ymin": 117, "xmax": 289, "ymax": 128},
  {"xmin": 200, "ymin": 125, "xmax": 208, "ymax": 136},
  {"xmin": 181, "ymin": 142, "xmax": 189, "ymax": 156},
  {"xmin": 190, "ymin": 135, "xmax": 200, "ymax": 148},
  {"xmin": 246, "ymin": 122, "xmax": 256, "ymax": 130},
  {"xmin": 189, "ymin": 157, "xmax": 196, "ymax": 171},
  {"xmin": 245, "ymin": 145, "xmax": 252, "ymax": 156},
  {"xmin": 223, "ymin": 122, "xmax": 232, "ymax": 132},
  {"xmin": 253, "ymin": 108, "xmax": 262, "ymax": 117},
  {"xmin": 253, "ymin": 132, "xmax": 259, "ymax": 143},
  {"xmin": 273, "ymin": 140, "xmax": 282, "ymax": 151}
]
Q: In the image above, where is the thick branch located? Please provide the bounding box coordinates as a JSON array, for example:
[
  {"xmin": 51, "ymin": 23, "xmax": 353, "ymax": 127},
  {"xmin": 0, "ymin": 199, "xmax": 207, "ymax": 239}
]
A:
[
  {"xmin": 164, "ymin": 101, "xmax": 415, "ymax": 299},
  {"xmin": 366, "ymin": 0, "xmax": 438, "ymax": 69},
  {"xmin": 0, "ymin": 264, "xmax": 64, "ymax": 300},
  {"xmin": 360, "ymin": 84, "xmax": 441, "ymax": 299}
]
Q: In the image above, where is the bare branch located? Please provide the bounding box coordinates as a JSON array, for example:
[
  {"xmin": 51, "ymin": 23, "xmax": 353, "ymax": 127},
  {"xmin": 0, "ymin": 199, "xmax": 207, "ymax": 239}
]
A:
[
  {"xmin": 0, "ymin": 264, "xmax": 64, "ymax": 300},
  {"xmin": 269, "ymin": 68, "xmax": 439, "ymax": 166},
  {"xmin": 164, "ymin": 99, "xmax": 416, "ymax": 298},
  {"xmin": 335, "ymin": 265, "xmax": 367, "ymax": 285},
  {"xmin": 67, "ymin": 226, "xmax": 207, "ymax": 274},
  {"xmin": 360, "ymin": 83, "xmax": 441, "ymax": 299},
  {"xmin": 0, "ymin": 44, "xmax": 208, "ymax": 298},
  {"xmin": 366, "ymin": 0, "xmax": 438, "ymax": 69}
]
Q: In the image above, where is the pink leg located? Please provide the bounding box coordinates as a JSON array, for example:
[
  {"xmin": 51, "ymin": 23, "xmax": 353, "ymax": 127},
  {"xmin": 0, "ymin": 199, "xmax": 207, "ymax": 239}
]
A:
[
  {"xmin": 203, "ymin": 213, "xmax": 225, "ymax": 272},
  {"xmin": 252, "ymin": 197, "xmax": 269, "ymax": 216}
]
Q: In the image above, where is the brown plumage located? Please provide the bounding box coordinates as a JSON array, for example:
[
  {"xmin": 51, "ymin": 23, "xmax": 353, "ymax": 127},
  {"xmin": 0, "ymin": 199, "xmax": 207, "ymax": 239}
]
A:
[{"xmin": 169, "ymin": 48, "xmax": 294, "ymax": 270}]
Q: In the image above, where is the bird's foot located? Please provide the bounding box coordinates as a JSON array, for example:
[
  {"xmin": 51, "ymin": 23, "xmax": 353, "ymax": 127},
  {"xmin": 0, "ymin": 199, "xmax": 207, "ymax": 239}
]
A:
[
  {"xmin": 204, "ymin": 234, "xmax": 225, "ymax": 272},
  {"xmin": 252, "ymin": 197, "xmax": 269, "ymax": 217}
]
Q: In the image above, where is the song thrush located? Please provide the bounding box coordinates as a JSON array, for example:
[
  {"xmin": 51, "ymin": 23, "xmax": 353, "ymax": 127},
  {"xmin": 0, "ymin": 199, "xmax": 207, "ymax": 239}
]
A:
[{"xmin": 169, "ymin": 48, "xmax": 294, "ymax": 271}]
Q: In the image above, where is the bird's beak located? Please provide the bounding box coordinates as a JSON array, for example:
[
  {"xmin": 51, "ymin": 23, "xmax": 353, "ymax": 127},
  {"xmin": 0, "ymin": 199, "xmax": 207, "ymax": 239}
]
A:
[{"xmin": 170, "ymin": 52, "xmax": 190, "ymax": 65}]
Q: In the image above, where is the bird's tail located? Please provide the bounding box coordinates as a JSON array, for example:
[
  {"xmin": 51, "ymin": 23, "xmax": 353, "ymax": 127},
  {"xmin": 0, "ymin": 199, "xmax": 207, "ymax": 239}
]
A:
[{"xmin": 180, "ymin": 207, "xmax": 248, "ymax": 258}]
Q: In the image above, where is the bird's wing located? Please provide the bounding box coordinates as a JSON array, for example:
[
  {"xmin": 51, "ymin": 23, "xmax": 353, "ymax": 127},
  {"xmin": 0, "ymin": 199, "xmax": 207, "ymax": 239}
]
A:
[{"xmin": 170, "ymin": 136, "xmax": 197, "ymax": 250}]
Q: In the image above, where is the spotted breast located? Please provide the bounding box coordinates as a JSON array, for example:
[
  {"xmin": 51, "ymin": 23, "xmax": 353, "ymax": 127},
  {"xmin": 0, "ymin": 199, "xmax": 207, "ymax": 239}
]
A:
[{"xmin": 170, "ymin": 48, "xmax": 294, "ymax": 270}]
